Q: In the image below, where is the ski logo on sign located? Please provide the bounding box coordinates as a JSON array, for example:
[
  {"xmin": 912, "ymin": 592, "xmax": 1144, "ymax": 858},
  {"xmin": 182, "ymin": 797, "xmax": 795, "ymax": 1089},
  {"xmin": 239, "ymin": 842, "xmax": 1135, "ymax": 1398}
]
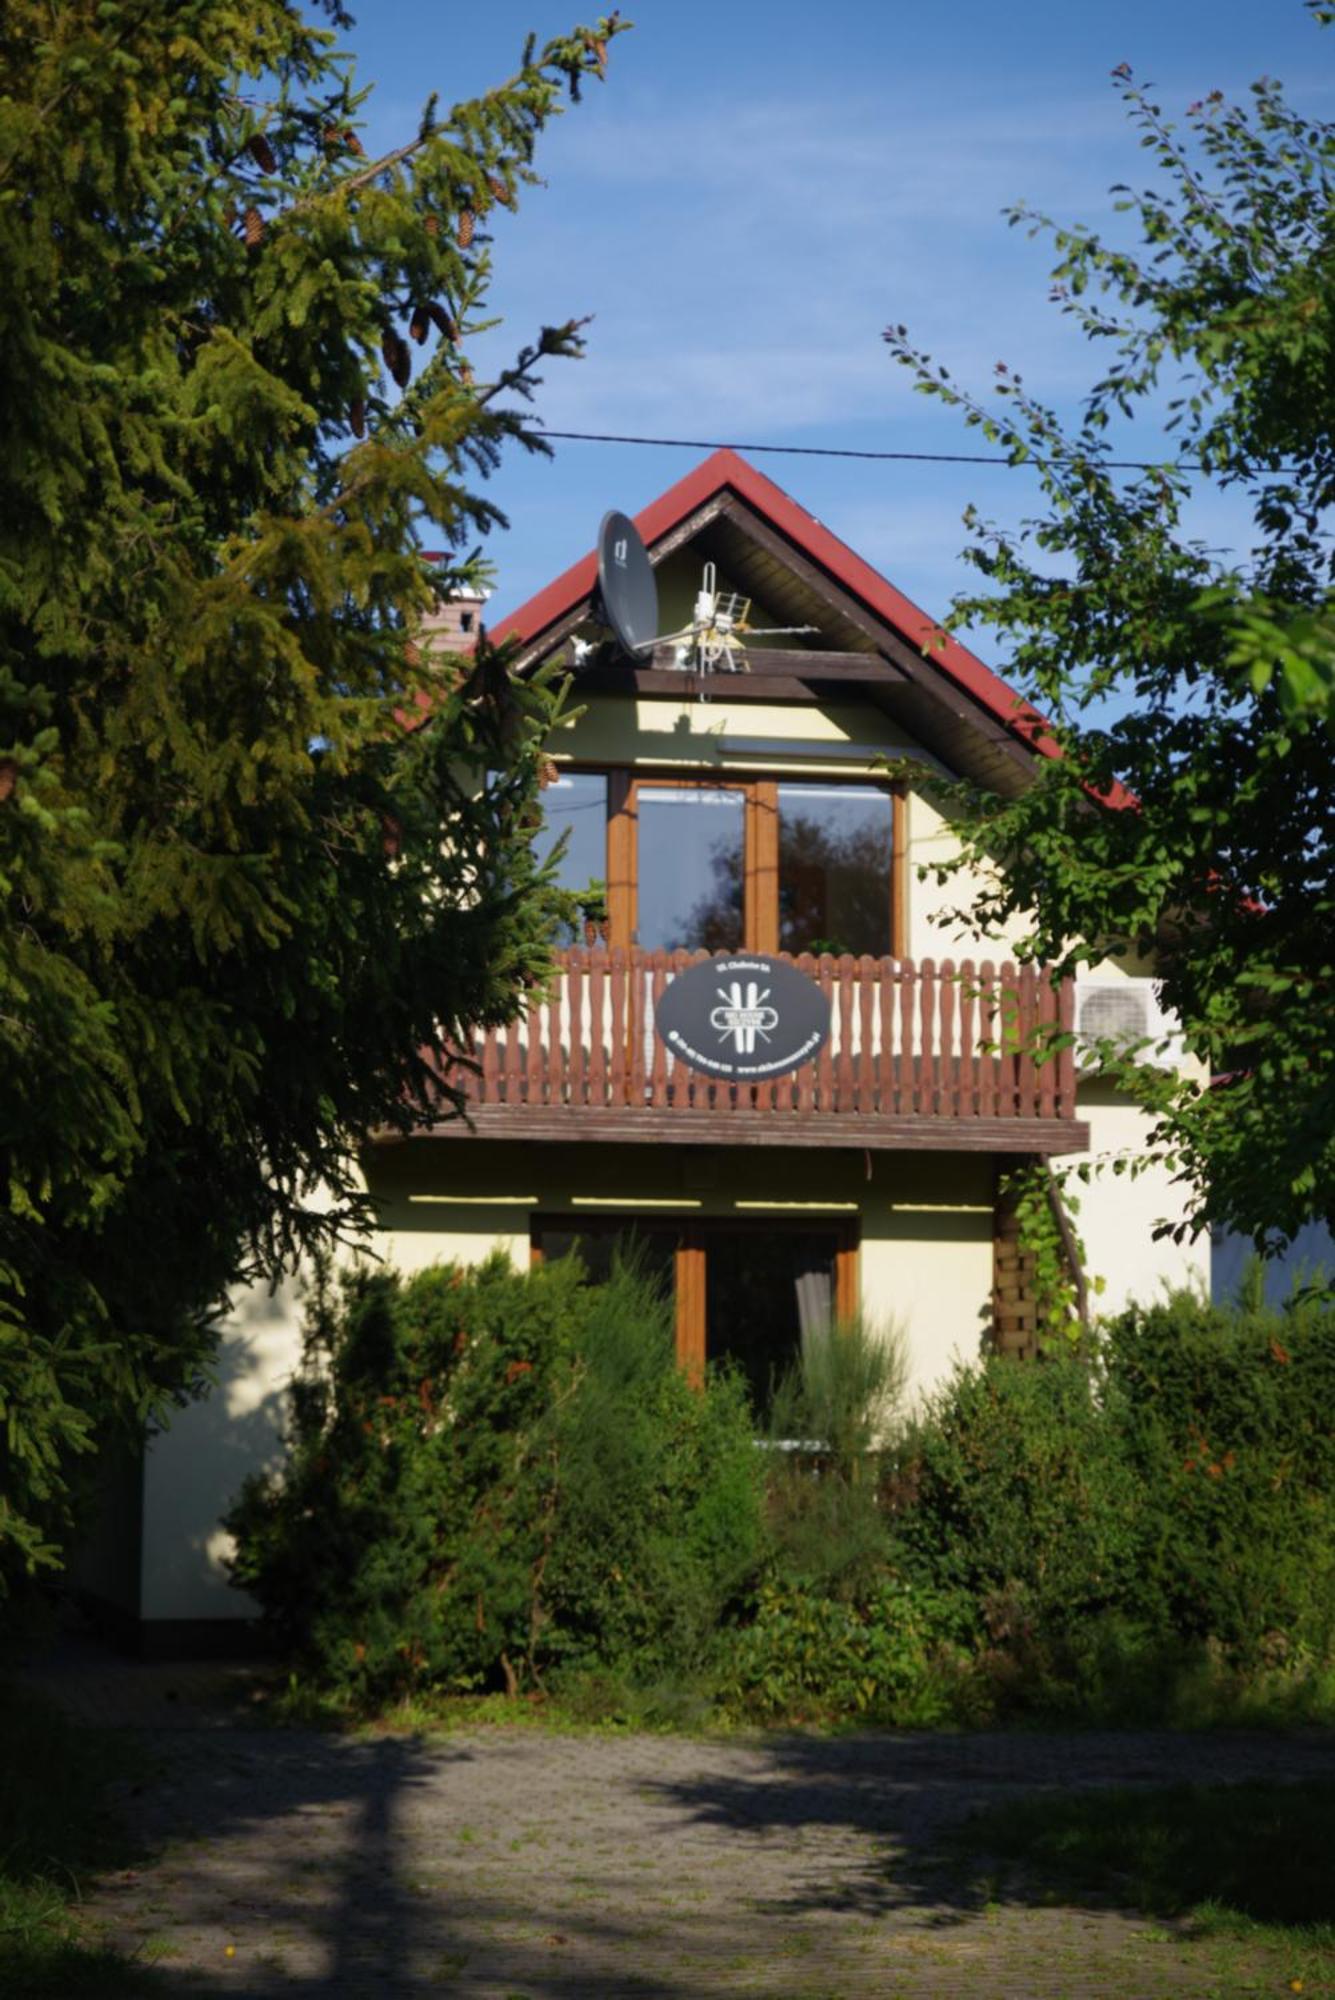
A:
[{"xmin": 709, "ymin": 980, "xmax": 780, "ymax": 1055}]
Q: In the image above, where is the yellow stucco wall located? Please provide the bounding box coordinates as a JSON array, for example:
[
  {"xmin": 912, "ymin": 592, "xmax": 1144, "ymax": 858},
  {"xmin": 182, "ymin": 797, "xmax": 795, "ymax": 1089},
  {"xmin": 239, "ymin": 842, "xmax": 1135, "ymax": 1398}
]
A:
[
  {"xmin": 550, "ymin": 690, "xmax": 918, "ymax": 772},
  {"xmin": 140, "ymin": 1273, "xmax": 303, "ymax": 1622},
  {"xmin": 1073, "ymin": 1084, "xmax": 1209, "ymax": 1313}
]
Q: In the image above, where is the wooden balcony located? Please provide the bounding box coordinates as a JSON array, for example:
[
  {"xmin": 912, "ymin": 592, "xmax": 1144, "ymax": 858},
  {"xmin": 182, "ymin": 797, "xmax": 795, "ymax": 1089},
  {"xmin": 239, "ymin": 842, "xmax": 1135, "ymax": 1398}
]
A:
[{"xmin": 423, "ymin": 949, "xmax": 1089, "ymax": 1154}]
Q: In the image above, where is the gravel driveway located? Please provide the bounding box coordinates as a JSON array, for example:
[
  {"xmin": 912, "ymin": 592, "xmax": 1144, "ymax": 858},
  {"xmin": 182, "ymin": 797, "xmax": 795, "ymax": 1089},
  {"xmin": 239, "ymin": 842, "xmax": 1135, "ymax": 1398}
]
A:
[{"xmin": 28, "ymin": 1645, "xmax": 1335, "ymax": 1998}]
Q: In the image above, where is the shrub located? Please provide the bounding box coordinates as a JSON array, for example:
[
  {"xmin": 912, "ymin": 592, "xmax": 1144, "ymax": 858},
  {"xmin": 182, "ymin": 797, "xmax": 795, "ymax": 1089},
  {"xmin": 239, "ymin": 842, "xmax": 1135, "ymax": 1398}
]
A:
[
  {"xmin": 539, "ymin": 1268, "xmax": 764, "ymax": 1684},
  {"xmin": 886, "ymin": 1285, "xmax": 1335, "ymax": 1720},
  {"xmin": 890, "ymin": 1350, "xmax": 1143, "ymax": 1642},
  {"xmin": 767, "ymin": 1312, "xmax": 908, "ymax": 1467},
  {"xmin": 711, "ymin": 1315, "xmax": 974, "ymax": 1724},
  {"xmin": 1105, "ymin": 1285, "xmax": 1335, "ymax": 1669},
  {"xmin": 231, "ymin": 1255, "xmax": 1335, "ymax": 1727},
  {"xmin": 226, "ymin": 1250, "xmax": 764, "ymax": 1702},
  {"xmin": 715, "ymin": 1574, "xmax": 965, "ymax": 1726}
]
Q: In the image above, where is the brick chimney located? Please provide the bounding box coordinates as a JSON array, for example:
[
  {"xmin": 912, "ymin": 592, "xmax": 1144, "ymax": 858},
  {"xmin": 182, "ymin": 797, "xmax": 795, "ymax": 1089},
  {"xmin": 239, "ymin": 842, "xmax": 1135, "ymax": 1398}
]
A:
[{"xmin": 419, "ymin": 560, "xmax": 487, "ymax": 656}]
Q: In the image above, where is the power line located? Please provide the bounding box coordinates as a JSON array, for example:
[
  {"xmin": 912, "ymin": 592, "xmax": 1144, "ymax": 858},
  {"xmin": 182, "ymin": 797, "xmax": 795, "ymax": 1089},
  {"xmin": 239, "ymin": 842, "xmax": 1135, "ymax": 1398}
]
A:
[{"xmin": 537, "ymin": 427, "xmax": 1183, "ymax": 472}]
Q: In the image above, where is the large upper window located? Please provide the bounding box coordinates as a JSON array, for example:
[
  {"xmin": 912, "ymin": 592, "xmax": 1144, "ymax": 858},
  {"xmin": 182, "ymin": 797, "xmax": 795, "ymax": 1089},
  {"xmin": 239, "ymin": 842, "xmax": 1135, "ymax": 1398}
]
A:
[
  {"xmin": 533, "ymin": 768, "xmax": 901, "ymax": 956},
  {"xmin": 778, "ymin": 783, "xmax": 894, "ymax": 958}
]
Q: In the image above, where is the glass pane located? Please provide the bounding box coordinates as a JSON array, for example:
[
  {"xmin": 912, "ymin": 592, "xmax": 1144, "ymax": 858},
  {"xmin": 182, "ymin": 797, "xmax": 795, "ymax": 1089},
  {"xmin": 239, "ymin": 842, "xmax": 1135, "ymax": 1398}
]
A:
[
  {"xmin": 532, "ymin": 771, "xmax": 607, "ymax": 941},
  {"xmin": 535, "ymin": 1224, "xmax": 677, "ymax": 1297},
  {"xmin": 705, "ymin": 1228, "xmax": 838, "ymax": 1422},
  {"xmin": 778, "ymin": 784, "xmax": 893, "ymax": 957},
  {"xmin": 637, "ymin": 786, "xmax": 744, "ymax": 952}
]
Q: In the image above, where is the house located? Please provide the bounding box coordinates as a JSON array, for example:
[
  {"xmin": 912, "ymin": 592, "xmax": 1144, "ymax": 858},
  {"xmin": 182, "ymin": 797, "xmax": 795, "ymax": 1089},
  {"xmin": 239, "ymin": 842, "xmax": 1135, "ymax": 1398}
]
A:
[{"xmin": 74, "ymin": 449, "xmax": 1208, "ymax": 1654}]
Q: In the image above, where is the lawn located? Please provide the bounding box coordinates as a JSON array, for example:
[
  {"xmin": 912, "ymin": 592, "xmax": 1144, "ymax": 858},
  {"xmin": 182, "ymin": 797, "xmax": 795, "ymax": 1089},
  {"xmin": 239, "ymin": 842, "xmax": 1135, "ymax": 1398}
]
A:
[{"xmin": 957, "ymin": 1777, "xmax": 1335, "ymax": 1996}]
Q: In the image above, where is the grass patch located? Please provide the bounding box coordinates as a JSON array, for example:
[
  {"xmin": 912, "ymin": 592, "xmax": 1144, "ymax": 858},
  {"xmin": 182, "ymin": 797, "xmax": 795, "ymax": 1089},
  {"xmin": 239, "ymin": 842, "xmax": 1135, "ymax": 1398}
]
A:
[
  {"xmin": 958, "ymin": 1777, "xmax": 1335, "ymax": 1990},
  {"xmin": 0, "ymin": 1681, "xmax": 155, "ymax": 1994},
  {"xmin": 257, "ymin": 1666, "xmax": 738, "ymax": 1737},
  {"xmin": 969, "ymin": 1777, "xmax": 1335, "ymax": 1930}
]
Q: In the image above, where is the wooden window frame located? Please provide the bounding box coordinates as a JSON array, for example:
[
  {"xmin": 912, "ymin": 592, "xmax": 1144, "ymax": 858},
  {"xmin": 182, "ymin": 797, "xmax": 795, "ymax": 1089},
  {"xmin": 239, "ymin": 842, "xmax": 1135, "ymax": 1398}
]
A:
[
  {"xmin": 572, "ymin": 763, "xmax": 906, "ymax": 958},
  {"xmin": 748, "ymin": 780, "xmax": 779, "ymax": 953}
]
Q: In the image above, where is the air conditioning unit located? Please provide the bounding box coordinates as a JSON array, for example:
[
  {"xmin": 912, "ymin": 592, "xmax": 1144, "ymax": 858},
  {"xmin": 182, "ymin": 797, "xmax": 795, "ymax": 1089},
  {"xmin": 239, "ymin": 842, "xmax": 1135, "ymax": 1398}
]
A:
[{"xmin": 1074, "ymin": 979, "xmax": 1186, "ymax": 1071}]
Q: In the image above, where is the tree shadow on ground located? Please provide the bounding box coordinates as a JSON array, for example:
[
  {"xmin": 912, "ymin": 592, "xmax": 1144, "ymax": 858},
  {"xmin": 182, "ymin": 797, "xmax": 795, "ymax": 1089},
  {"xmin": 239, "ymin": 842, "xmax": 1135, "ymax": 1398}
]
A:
[
  {"xmin": 637, "ymin": 1727, "xmax": 1335, "ymax": 1931},
  {"xmin": 101, "ymin": 1726, "xmax": 467, "ymax": 1994},
  {"xmin": 31, "ymin": 1673, "xmax": 1335, "ymax": 1997}
]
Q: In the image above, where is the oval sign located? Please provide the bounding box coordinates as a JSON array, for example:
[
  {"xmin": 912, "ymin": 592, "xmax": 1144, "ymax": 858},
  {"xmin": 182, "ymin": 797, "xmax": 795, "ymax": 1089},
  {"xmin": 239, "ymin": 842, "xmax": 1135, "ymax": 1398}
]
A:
[{"xmin": 654, "ymin": 953, "xmax": 830, "ymax": 1082}]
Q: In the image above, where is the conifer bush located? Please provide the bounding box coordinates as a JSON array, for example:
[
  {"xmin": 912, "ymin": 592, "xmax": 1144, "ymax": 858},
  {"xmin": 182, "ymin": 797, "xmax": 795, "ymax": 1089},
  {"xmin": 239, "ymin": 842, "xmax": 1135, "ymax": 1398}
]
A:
[
  {"xmin": 713, "ymin": 1317, "xmax": 973, "ymax": 1726},
  {"xmin": 763, "ymin": 1314, "xmax": 909, "ymax": 1599},
  {"xmin": 892, "ymin": 1351, "xmax": 1143, "ymax": 1642},
  {"xmin": 226, "ymin": 1252, "xmax": 764, "ymax": 1702},
  {"xmin": 537, "ymin": 1266, "xmax": 766, "ymax": 1685}
]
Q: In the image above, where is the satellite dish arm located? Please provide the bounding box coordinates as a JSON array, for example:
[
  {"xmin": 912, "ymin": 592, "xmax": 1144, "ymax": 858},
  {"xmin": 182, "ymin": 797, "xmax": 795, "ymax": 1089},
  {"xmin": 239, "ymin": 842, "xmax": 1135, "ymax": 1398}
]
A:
[
  {"xmin": 643, "ymin": 620, "xmax": 700, "ymax": 649},
  {"xmin": 734, "ymin": 624, "xmax": 820, "ymax": 639}
]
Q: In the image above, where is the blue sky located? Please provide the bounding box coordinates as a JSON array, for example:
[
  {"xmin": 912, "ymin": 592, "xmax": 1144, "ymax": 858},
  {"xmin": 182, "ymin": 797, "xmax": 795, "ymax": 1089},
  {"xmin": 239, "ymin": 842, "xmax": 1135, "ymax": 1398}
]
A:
[{"xmin": 340, "ymin": 0, "xmax": 1329, "ymax": 644}]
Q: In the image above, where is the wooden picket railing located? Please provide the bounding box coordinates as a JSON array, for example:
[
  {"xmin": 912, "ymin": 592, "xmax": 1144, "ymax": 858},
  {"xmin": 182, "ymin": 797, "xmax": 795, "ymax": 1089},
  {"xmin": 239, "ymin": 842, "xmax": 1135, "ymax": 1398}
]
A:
[{"xmin": 433, "ymin": 948, "xmax": 1078, "ymax": 1127}]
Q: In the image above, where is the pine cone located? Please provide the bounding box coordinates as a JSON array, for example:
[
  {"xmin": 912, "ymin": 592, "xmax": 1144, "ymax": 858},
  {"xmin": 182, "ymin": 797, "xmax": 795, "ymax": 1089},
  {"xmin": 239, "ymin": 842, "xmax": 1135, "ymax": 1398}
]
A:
[
  {"xmin": 424, "ymin": 213, "xmax": 439, "ymax": 238},
  {"xmin": 457, "ymin": 208, "xmax": 476, "ymax": 250},
  {"xmin": 243, "ymin": 206, "xmax": 264, "ymax": 246},
  {"xmin": 458, "ymin": 359, "xmax": 474, "ymax": 387},
  {"xmin": 382, "ymin": 330, "xmax": 411, "ymax": 388},
  {"xmin": 404, "ymin": 639, "xmax": 422, "ymax": 668},
  {"xmin": 247, "ymin": 133, "xmax": 276, "ymax": 174},
  {"xmin": 427, "ymin": 303, "xmax": 457, "ymax": 342},
  {"xmin": 350, "ymin": 398, "xmax": 366, "ymax": 438},
  {"xmin": 345, "ymin": 130, "xmax": 364, "ymax": 156},
  {"xmin": 489, "ymin": 176, "xmax": 512, "ymax": 207},
  {"xmin": 409, "ymin": 305, "xmax": 428, "ymax": 345}
]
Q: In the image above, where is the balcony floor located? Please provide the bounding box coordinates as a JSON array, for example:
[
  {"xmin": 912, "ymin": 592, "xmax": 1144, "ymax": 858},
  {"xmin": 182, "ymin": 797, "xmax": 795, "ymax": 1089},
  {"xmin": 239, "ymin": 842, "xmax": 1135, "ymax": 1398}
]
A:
[{"xmin": 407, "ymin": 1104, "xmax": 1091, "ymax": 1155}]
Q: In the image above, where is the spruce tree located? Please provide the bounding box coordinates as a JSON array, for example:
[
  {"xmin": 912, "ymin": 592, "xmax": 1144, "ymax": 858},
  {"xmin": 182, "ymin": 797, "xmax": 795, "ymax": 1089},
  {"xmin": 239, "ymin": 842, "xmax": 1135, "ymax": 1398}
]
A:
[{"xmin": 0, "ymin": 1, "xmax": 626, "ymax": 1579}]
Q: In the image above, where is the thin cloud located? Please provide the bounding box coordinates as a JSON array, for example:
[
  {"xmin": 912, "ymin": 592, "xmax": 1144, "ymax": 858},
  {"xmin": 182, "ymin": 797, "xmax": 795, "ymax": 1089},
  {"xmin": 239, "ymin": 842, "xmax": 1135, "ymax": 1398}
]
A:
[{"xmin": 471, "ymin": 82, "xmax": 1153, "ymax": 449}]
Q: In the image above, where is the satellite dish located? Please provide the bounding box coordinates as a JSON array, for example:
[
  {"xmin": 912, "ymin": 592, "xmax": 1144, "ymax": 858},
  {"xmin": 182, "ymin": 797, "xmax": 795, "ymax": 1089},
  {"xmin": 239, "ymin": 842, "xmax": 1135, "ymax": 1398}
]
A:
[
  {"xmin": 581, "ymin": 506, "xmax": 818, "ymax": 680},
  {"xmin": 596, "ymin": 510, "xmax": 659, "ymax": 657}
]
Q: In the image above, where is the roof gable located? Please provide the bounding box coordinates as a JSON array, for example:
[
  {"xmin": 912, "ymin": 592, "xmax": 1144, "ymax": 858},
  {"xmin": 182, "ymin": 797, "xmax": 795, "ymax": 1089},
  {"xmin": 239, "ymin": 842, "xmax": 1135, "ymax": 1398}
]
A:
[{"xmin": 495, "ymin": 449, "xmax": 1059, "ymax": 790}]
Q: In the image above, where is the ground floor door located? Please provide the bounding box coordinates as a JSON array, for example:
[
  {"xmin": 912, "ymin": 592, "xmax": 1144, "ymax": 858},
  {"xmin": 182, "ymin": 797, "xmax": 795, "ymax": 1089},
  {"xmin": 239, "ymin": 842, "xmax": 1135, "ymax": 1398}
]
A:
[{"xmin": 531, "ymin": 1216, "xmax": 858, "ymax": 1416}]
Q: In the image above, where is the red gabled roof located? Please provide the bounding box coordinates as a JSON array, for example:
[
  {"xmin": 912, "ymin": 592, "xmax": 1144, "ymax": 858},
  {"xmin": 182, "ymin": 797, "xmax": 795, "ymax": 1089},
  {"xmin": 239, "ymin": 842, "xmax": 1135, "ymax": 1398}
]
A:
[{"xmin": 494, "ymin": 448, "xmax": 1061, "ymax": 763}]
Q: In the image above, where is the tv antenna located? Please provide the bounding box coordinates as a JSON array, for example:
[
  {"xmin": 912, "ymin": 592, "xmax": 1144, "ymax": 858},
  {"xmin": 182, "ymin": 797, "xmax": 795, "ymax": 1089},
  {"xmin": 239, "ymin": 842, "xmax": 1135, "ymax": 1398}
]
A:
[{"xmin": 576, "ymin": 510, "xmax": 815, "ymax": 678}]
